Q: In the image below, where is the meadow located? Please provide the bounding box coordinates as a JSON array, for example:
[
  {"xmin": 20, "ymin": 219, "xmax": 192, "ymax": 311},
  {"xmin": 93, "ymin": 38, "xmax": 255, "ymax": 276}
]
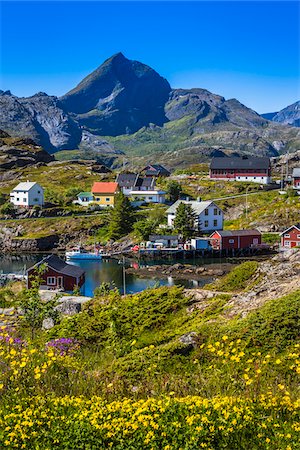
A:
[{"xmin": 0, "ymin": 259, "xmax": 299, "ymax": 448}]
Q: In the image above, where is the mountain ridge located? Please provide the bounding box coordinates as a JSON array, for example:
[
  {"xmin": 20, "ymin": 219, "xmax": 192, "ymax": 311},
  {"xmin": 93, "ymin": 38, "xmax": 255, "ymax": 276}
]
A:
[{"xmin": 0, "ymin": 54, "xmax": 299, "ymax": 166}]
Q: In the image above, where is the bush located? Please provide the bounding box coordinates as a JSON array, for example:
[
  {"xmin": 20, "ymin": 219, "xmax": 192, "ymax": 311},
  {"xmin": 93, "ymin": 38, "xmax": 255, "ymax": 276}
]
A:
[{"xmin": 206, "ymin": 261, "xmax": 258, "ymax": 292}]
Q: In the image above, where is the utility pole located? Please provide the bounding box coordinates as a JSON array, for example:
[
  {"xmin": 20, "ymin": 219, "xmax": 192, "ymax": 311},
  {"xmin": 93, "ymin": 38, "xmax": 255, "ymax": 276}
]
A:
[{"xmin": 122, "ymin": 256, "xmax": 126, "ymax": 295}]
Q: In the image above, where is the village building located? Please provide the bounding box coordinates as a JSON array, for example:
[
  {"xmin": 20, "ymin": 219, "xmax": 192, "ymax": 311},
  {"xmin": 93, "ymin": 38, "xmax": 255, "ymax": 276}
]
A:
[
  {"xmin": 116, "ymin": 173, "xmax": 140, "ymax": 195},
  {"xmin": 142, "ymin": 164, "xmax": 170, "ymax": 177},
  {"xmin": 146, "ymin": 234, "xmax": 180, "ymax": 248},
  {"xmin": 10, "ymin": 181, "xmax": 44, "ymax": 207},
  {"xmin": 130, "ymin": 189, "xmax": 166, "ymax": 204},
  {"xmin": 292, "ymin": 168, "xmax": 300, "ymax": 189},
  {"xmin": 209, "ymin": 157, "xmax": 271, "ymax": 184},
  {"xmin": 280, "ymin": 225, "xmax": 300, "ymax": 249},
  {"xmin": 91, "ymin": 182, "xmax": 120, "ymax": 207},
  {"xmin": 76, "ymin": 192, "xmax": 94, "ymax": 206},
  {"xmin": 210, "ymin": 230, "xmax": 262, "ymax": 251},
  {"xmin": 116, "ymin": 173, "xmax": 166, "ymax": 203},
  {"xmin": 27, "ymin": 255, "xmax": 85, "ymax": 291},
  {"xmin": 166, "ymin": 200, "xmax": 223, "ymax": 232}
]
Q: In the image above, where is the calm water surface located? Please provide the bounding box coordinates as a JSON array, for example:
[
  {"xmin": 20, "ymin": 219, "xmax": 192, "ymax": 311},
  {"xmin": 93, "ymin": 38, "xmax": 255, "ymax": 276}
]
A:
[{"xmin": 0, "ymin": 254, "xmax": 228, "ymax": 297}]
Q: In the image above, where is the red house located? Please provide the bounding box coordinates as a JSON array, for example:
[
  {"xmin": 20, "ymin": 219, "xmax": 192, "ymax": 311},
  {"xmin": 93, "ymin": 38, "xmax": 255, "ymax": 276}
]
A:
[
  {"xmin": 27, "ymin": 255, "xmax": 85, "ymax": 291},
  {"xmin": 210, "ymin": 230, "xmax": 262, "ymax": 251},
  {"xmin": 210, "ymin": 157, "xmax": 271, "ymax": 184},
  {"xmin": 292, "ymin": 168, "xmax": 300, "ymax": 189},
  {"xmin": 280, "ymin": 225, "xmax": 300, "ymax": 249}
]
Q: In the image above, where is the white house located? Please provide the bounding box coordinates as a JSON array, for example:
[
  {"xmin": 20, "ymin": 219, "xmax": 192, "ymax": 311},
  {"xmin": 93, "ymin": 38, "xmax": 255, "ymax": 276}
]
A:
[
  {"xmin": 10, "ymin": 182, "xmax": 44, "ymax": 207},
  {"xmin": 166, "ymin": 200, "xmax": 223, "ymax": 233},
  {"xmin": 76, "ymin": 192, "xmax": 94, "ymax": 206},
  {"xmin": 129, "ymin": 189, "xmax": 166, "ymax": 204}
]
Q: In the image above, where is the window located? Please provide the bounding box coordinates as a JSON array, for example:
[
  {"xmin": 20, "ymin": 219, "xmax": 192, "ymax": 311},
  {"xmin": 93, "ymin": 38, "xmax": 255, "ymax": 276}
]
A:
[
  {"xmin": 204, "ymin": 220, "xmax": 209, "ymax": 228},
  {"xmin": 214, "ymin": 208, "xmax": 218, "ymax": 215},
  {"xmin": 47, "ymin": 277, "xmax": 56, "ymax": 285},
  {"xmin": 253, "ymin": 238, "xmax": 259, "ymax": 244},
  {"xmin": 285, "ymin": 241, "xmax": 291, "ymax": 247},
  {"xmin": 229, "ymin": 239, "xmax": 235, "ymax": 244},
  {"xmin": 16, "ymin": 198, "xmax": 19, "ymax": 201},
  {"xmin": 297, "ymin": 235, "xmax": 300, "ymax": 239},
  {"xmin": 37, "ymin": 190, "xmax": 40, "ymax": 194},
  {"xmin": 213, "ymin": 220, "xmax": 218, "ymax": 227},
  {"xmin": 106, "ymin": 198, "xmax": 110, "ymax": 202},
  {"xmin": 218, "ymin": 210, "xmax": 221, "ymax": 215},
  {"xmin": 23, "ymin": 198, "xmax": 26, "ymax": 202},
  {"xmin": 148, "ymin": 197, "xmax": 153, "ymax": 200},
  {"xmin": 285, "ymin": 234, "xmax": 290, "ymax": 238},
  {"xmin": 96, "ymin": 198, "xmax": 100, "ymax": 201},
  {"xmin": 204, "ymin": 209, "xmax": 209, "ymax": 216}
]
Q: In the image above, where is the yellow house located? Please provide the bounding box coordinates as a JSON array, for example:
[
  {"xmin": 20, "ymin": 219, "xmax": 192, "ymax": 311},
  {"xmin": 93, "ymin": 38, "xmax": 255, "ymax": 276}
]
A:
[{"xmin": 91, "ymin": 182, "xmax": 119, "ymax": 207}]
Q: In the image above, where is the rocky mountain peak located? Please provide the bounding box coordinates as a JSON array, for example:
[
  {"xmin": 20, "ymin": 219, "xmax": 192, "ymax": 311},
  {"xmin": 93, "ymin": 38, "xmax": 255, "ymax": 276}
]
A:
[{"xmin": 59, "ymin": 53, "xmax": 171, "ymax": 135}]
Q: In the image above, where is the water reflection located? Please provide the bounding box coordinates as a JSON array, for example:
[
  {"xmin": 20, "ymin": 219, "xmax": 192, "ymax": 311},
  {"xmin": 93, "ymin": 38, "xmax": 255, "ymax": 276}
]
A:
[{"xmin": 0, "ymin": 254, "xmax": 215, "ymax": 297}]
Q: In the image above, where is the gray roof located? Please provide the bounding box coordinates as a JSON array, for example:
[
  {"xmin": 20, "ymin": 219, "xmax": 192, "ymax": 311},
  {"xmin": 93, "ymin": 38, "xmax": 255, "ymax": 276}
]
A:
[
  {"xmin": 12, "ymin": 181, "xmax": 41, "ymax": 192},
  {"xmin": 143, "ymin": 164, "xmax": 170, "ymax": 176},
  {"xmin": 29, "ymin": 255, "xmax": 85, "ymax": 278},
  {"xmin": 149, "ymin": 234, "xmax": 179, "ymax": 241},
  {"xmin": 135, "ymin": 177, "xmax": 155, "ymax": 188},
  {"xmin": 210, "ymin": 157, "xmax": 270, "ymax": 170},
  {"xmin": 116, "ymin": 173, "xmax": 139, "ymax": 188},
  {"xmin": 292, "ymin": 168, "xmax": 300, "ymax": 178},
  {"xmin": 212, "ymin": 230, "xmax": 261, "ymax": 237},
  {"xmin": 166, "ymin": 200, "xmax": 222, "ymax": 215}
]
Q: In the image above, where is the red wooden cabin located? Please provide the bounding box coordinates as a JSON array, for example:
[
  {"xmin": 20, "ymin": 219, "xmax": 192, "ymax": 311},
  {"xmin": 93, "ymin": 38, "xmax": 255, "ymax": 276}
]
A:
[
  {"xmin": 280, "ymin": 225, "xmax": 300, "ymax": 249},
  {"xmin": 210, "ymin": 230, "xmax": 262, "ymax": 251},
  {"xmin": 27, "ymin": 255, "xmax": 85, "ymax": 291}
]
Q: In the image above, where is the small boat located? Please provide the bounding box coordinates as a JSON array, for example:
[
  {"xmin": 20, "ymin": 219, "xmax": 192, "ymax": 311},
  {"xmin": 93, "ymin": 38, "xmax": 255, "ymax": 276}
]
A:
[{"xmin": 65, "ymin": 246, "xmax": 102, "ymax": 261}]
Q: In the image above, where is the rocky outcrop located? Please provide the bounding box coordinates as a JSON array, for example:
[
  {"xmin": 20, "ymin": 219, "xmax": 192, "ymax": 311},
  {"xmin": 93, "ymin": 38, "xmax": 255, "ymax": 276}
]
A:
[
  {"xmin": 0, "ymin": 130, "xmax": 53, "ymax": 171},
  {"xmin": 0, "ymin": 226, "xmax": 59, "ymax": 253},
  {"xmin": 0, "ymin": 91, "xmax": 81, "ymax": 151}
]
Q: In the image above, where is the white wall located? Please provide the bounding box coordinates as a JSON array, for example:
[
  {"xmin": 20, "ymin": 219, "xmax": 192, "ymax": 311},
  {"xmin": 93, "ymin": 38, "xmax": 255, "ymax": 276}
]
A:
[
  {"xmin": 168, "ymin": 204, "xmax": 223, "ymax": 231},
  {"xmin": 198, "ymin": 206, "xmax": 223, "ymax": 231},
  {"xmin": 11, "ymin": 184, "xmax": 44, "ymax": 207},
  {"xmin": 235, "ymin": 176, "xmax": 270, "ymax": 184}
]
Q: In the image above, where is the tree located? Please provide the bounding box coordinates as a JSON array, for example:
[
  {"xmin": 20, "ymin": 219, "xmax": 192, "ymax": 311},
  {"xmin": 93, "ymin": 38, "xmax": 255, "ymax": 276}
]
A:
[
  {"xmin": 0, "ymin": 202, "xmax": 14, "ymax": 216},
  {"xmin": 166, "ymin": 180, "xmax": 183, "ymax": 202},
  {"xmin": 19, "ymin": 264, "xmax": 59, "ymax": 339},
  {"xmin": 108, "ymin": 192, "xmax": 135, "ymax": 241},
  {"xmin": 134, "ymin": 220, "xmax": 156, "ymax": 241},
  {"xmin": 173, "ymin": 202, "xmax": 197, "ymax": 240}
]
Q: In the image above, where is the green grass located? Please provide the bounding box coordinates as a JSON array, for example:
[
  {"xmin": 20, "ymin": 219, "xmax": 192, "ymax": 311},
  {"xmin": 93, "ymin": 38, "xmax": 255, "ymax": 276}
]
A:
[{"xmin": 205, "ymin": 261, "xmax": 259, "ymax": 292}]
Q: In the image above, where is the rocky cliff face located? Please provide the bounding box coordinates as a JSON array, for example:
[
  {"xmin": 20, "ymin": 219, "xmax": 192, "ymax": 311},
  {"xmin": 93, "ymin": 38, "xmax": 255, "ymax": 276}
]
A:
[
  {"xmin": 0, "ymin": 130, "xmax": 53, "ymax": 172},
  {"xmin": 0, "ymin": 90, "xmax": 81, "ymax": 151},
  {"xmin": 272, "ymin": 101, "xmax": 300, "ymax": 127}
]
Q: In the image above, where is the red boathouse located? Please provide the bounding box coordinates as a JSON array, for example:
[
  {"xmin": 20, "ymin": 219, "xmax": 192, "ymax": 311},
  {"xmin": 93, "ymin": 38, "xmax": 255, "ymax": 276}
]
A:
[
  {"xmin": 209, "ymin": 157, "xmax": 271, "ymax": 184},
  {"xmin": 210, "ymin": 230, "xmax": 262, "ymax": 251},
  {"xmin": 280, "ymin": 225, "xmax": 300, "ymax": 249},
  {"xmin": 27, "ymin": 255, "xmax": 85, "ymax": 291}
]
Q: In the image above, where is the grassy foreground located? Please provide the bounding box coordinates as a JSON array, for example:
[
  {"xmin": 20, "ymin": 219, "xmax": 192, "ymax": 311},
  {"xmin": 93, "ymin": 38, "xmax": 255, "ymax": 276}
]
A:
[{"xmin": 0, "ymin": 262, "xmax": 299, "ymax": 448}]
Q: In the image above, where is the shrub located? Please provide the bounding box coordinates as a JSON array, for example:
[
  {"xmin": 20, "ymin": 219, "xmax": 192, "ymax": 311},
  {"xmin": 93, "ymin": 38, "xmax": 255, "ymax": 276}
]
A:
[{"xmin": 206, "ymin": 261, "xmax": 258, "ymax": 292}]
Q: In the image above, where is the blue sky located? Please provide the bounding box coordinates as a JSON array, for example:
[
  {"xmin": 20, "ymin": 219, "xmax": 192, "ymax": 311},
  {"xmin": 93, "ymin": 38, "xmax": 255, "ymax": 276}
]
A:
[{"xmin": 0, "ymin": 1, "xmax": 299, "ymax": 113}]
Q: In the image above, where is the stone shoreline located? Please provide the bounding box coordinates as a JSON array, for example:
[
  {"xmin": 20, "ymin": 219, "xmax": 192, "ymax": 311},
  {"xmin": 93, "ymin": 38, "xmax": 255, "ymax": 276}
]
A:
[{"xmin": 126, "ymin": 262, "xmax": 234, "ymax": 280}]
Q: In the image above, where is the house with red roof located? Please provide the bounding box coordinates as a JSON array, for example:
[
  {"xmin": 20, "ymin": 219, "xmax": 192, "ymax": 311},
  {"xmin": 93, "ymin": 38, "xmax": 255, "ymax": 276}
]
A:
[
  {"xmin": 91, "ymin": 182, "xmax": 120, "ymax": 207},
  {"xmin": 210, "ymin": 230, "xmax": 262, "ymax": 251},
  {"xmin": 280, "ymin": 225, "xmax": 300, "ymax": 249}
]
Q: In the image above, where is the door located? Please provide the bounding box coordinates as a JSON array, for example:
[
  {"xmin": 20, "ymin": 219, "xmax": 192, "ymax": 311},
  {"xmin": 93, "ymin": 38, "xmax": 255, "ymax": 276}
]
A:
[{"xmin": 57, "ymin": 276, "xmax": 64, "ymax": 288}]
